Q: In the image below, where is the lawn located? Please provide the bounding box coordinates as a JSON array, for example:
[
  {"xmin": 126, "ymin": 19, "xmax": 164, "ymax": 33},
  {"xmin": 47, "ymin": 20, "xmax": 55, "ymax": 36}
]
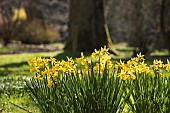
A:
[
  {"xmin": 0, "ymin": 50, "xmax": 64, "ymax": 113},
  {"xmin": 0, "ymin": 43, "xmax": 169, "ymax": 113},
  {"xmin": 0, "ymin": 42, "xmax": 82, "ymax": 113}
]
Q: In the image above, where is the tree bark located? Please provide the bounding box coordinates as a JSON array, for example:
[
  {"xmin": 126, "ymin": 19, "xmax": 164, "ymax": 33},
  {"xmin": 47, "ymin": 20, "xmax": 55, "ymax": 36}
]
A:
[
  {"xmin": 65, "ymin": 0, "xmax": 107, "ymax": 53},
  {"xmin": 160, "ymin": 0, "xmax": 165, "ymax": 37}
]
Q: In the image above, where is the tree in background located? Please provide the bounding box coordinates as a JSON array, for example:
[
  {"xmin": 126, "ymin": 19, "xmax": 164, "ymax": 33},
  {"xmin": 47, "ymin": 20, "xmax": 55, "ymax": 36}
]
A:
[
  {"xmin": 129, "ymin": 0, "xmax": 157, "ymax": 55},
  {"xmin": 65, "ymin": 0, "xmax": 107, "ymax": 53},
  {"xmin": 105, "ymin": 0, "xmax": 170, "ymax": 55},
  {"xmin": 128, "ymin": 0, "xmax": 162, "ymax": 55},
  {"xmin": 129, "ymin": 0, "xmax": 145, "ymax": 54},
  {"xmin": 160, "ymin": 0, "xmax": 170, "ymax": 50}
]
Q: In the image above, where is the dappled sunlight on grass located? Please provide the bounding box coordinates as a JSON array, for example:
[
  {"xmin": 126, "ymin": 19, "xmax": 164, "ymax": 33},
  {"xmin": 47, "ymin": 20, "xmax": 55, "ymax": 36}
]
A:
[
  {"xmin": 0, "ymin": 75, "xmax": 40, "ymax": 113},
  {"xmin": 0, "ymin": 50, "xmax": 75, "ymax": 112},
  {"xmin": 0, "ymin": 51, "xmax": 63, "ymax": 76},
  {"xmin": 0, "ymin": 43, "xmax": 169, "ymax": 112},
  {"xmin": 0, "ymin": 51, "xmax": 63, "ymax": 65}
]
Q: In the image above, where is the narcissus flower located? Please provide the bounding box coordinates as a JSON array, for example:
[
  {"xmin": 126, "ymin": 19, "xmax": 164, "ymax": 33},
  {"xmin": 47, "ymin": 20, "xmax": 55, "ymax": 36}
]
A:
[
  {"xmin": 28, "ymin": 46, "xmax": 170, "ymax": 88},
  {"xmin": 136, "ymin": 52, "xmax": 145, "ymax": 62},
  {"xmin": 91, "ymin": 49, "xmax": 100, "ymax": 58},
  {"xmin": 150, "ymin": 59, "xmax": 163, "ymax": 70},
  {"xmin": 100, "ymin": 45, "xmax": 109, "ymax": 55},
  {"xmin": 164, "ymin": 59, "xmax": 170, "ymax": 72},
  {"xmin": 47, "ymin": 79, "xmax": 53, "ymax": 88}
]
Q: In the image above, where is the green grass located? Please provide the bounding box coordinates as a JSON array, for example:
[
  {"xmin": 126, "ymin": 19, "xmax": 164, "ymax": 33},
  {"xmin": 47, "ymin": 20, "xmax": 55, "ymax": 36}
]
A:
[
  {"xmin": 0, "ymin": 92, "xmax": 40, "ymax": 113},
  {"xmin": 0, "ymin": 75, "xmax": 40, "ymax": 113},
  {"xmin": 0, "ymin": 47, "xmax": 82, "ymax": 113},
  {"xmin": 0, "ymin": 42, "xmax": 169, "ymax": 112},
  {"xmin": 0, "ymin": 46, "xmax": 26, "ymax": 53},
  {"xmin": 0, "ymin": 51, "xmax": 64, "ymax": 76},
  {"xmin": 0, "ymin": 50, "xmax": 65, "ymax": 113}
]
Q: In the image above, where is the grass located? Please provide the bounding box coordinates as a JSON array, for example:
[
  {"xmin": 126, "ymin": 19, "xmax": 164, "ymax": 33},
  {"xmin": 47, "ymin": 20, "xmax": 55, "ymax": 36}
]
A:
[
  {"xmin": 0, "ymin": 42, "xmax": 169, "ymax": 112},
  {"xmin": 0, "ymin": 50, "xmax": 65, "ymax": 113},
  {"xmin": 0, "ymin": 51, "xmax": 64, "ymax": 76},
  {"xmin": 0, "ymin": 45, "xmax": 82, "ymax": 112},
  {"xmin": 0, "ymin": 92, "xmax": 40, "ymax": 113}
]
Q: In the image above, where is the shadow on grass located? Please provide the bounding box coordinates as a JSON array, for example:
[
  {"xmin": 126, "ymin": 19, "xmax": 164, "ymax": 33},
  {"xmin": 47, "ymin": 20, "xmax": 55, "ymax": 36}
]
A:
[
  {"xmin": 0, "ymin": 51, "xmax": 80, "ymax": 76},
  {"xmin": 0, "ymin": 68, "xmax": 30, "ymax": 76},
  {"xmin": 54, "ymin": 50, "xmax": 80, "ymax": 60},
  {"xmin": 113, "ymin": 55, "xmax": 170, "ymax": 64},
  {"xmin": 0, "ymin": 62, "xmax": 27, "ymax": 68},
  {"xmin": 0, "ymin": 62, "xmax": 29, "ymax": 76},
  {"xmin": 0, "ymin": 51, "xmax": 169, "ymax": 76},
  {"xmin": 146, "ymin": 55, "xmax": 170, "ymax": 64}
]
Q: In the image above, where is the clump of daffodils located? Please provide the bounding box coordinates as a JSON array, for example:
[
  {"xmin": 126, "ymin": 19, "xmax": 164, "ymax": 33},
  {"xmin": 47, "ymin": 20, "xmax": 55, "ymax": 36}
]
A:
[
  {"xmin": 28, "ymin": 46, "xmax": 113, "ymax": 88},
  {"xmin": 28, "ymin": 46, "xmax": 170, "ymax": 88},
  {"xmin": 115, "ymin": 53, "xmax": 149, "ymax": 80},
  {"xmin": 76, "ymin": 46, "xmax": 113, "ymax": 75},
  {"xmin": 28, "ymin": 56, "xmax": 77, "ymax": 88}
]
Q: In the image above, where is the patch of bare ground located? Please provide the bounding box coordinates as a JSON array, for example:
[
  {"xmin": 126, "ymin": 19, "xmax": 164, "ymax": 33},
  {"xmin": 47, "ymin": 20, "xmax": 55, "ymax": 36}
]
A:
[{"xmin": 0, "ymin": 43, "xmax": 64, "ymax": 55}]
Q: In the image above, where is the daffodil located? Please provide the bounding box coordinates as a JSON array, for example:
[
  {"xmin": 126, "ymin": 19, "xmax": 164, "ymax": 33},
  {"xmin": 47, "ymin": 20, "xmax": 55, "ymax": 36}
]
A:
[
  {"xmin": 49, "ymin": 56, "xmax": 57, "ymax": 65},
  {"xmin": 150, "ymin": 59, "xmax": 163, "ymax": 70},
  {"xmin": 156, "ymin": 70, "xmax": 163, "ymax": 77},
  {"xmin": 100, "ymin": 45, "xmax": 109, "ymax": 55},
  {"xmin": 106, "ymin": 60, "xmax": 113, "ymax": 69},
  {"xmin": 119, "ymin": 70, "xmax": 128, "ymax": 80},
  {"xmin": 82, "ymin": 66, "xmax": 89, "ymax": 75},
  {"xmin": 91, "ymin": 49, "xmax": 100, "ymax": 58},
  {"xmin": 164, "ymin": 59, "xmax": 170, "ymax": 72},
  {"xmin": 76, "ymin": 52, "xmax": 85, "ymax": 62},
  {"xmin": 150, "ymin": 71, "xmax": 155, "ymax": 76},
  {"xmin": 30, "ymin": 66, "xmax": 40, "ymax": 72},
  {"xmin": 136, "ymin": 52, "xmax": 145, "ymax": 62},
  {"xmin": 52, "ymin": 63, "xmax": 61, "ymax": 71},
  {"xmin": 93, "ymin": 63, "xmax": 100, "ymax": 72},
  {"xmin": 115, "ymin": 60, "xmax": 126, "ymax": 70},
  {"xmin": 28, "ymin": 58, "xmax": 36, "ymax": 66},
  {"xmin": 135, "ymin": 62, "xmax": 149, "ymax": 74},
  {"xmin": 93, "ymin": 63, "xmax": 105, "ymax": 73},
  {"xmin": 130, "ymin": 74, "xmax": 136, "ymax": 80},
  {"xmin": 34, "ymin": 74, "xmax": 42, "ymax": 80},
  {"xmin": 127, "ymin": 58, "xmax": 137, "ymax": 66},
  {"xmin": 47, "ymin": 79, "xmax": 53, "ymax": 88}
]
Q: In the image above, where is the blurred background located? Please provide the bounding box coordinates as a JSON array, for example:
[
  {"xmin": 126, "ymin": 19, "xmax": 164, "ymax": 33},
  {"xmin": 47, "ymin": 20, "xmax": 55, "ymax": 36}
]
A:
[{"xmin": 0, "ymin": 0, "xmax": 169, "ymax": 56}]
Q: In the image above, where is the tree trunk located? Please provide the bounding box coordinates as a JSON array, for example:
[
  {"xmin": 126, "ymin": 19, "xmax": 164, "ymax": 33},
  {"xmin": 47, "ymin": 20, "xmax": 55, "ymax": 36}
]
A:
[
  {"xmin": 65, "ymin": 0, "xmax": 107, "ymax": 53},
  {"xmin": 162, "ymin": 0, "xmax": 170, "ymax": 50},
  {"xmin": 129, "ymin": 0, "xmax": 143, "ymax": 47},
  {"xmin": 159, "ymin": 0, "xmax": 166, "ymax": 48},
  {"xmin": 130, "ymin": 0, "xmax": 150, "ymax": 55}
]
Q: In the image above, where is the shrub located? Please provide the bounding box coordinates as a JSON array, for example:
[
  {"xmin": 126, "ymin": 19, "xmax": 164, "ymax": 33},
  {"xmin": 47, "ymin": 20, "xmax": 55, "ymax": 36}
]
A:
[{"xmin": 16, "ymin": 20, "xmax": 60, "ymax": 44}]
